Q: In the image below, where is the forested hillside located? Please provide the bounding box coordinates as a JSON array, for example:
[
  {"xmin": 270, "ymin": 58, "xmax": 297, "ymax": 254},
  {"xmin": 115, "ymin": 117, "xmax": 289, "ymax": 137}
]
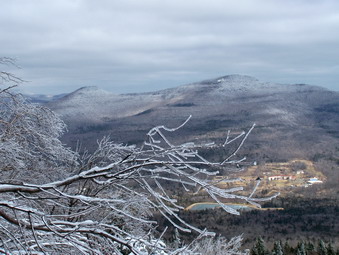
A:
[{"xmin": 43, "ymin": 75, "xmax": 339, "ymax": 250}]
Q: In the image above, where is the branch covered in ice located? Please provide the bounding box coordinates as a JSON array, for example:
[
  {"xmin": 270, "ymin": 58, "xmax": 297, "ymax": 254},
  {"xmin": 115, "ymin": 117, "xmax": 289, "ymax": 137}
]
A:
[
  {"xmin": 0, "ymin": 115, "xmax": 276, "ymax": 254},
  {"xmin": 0, "ymin": 62, "xmax": 275, "ymax": 254}
]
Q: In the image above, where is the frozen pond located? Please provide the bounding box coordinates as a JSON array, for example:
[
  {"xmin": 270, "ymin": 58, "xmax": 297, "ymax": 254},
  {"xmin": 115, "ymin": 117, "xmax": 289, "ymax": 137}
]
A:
[{"xmin": 187, "ymin": 203, "xmax": 254, "ymax": 211}]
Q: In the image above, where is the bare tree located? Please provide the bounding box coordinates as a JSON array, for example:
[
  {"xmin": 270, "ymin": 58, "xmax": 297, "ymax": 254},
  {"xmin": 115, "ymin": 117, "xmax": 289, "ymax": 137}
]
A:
[{"xmin": 0, "ymin": 60, "xmax": 277, "ymax": 254}]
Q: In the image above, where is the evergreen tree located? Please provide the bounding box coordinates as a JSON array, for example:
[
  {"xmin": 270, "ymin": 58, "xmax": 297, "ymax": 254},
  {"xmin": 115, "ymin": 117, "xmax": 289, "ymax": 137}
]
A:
[
  {"xmin": 251, "ymin": 237, "xmax": 267, "ymax": 255},
  {"xmin": 272, "ymin": 241, "xmax": 284, "ymax": 255},
  {"xmin": 327, "ymin": 243, "xmax": 335, "ymax": 255},
  {"xmin": 306, "ymin": 241, "xmax": 315, "ymax": 253},
  {"xmin": 251, "ymin": 247, "xmax": 258, "ymax": 255},
  {"xmin": 172, "ymin": 228, "xmax": 181, "ymax": 249},
  {"xmin": 296, "ymin": 242, "xmax": 306, "ymax": 255},
  {"xmin": 318, "ymin": 240, "xmax": 327, "ymax": 255},
  {"xmin": 284, "ymin": 241, "xmax": 292, "ymax": 255},
  {"xmin": 296, "ymin": 249, "xmax": 303, "ymax": 255}
]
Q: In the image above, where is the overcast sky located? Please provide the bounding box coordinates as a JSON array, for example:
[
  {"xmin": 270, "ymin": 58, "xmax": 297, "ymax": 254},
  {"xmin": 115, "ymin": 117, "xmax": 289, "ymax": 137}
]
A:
[{"xmin": 1, "ymin": 0, "xmax": 339, "ymax": 94}]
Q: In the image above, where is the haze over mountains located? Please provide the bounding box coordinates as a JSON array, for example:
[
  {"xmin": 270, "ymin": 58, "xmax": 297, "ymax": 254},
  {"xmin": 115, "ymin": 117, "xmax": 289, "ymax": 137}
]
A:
[{"xmin": 39, "ymin": 74, "xmax": 339, "ymax": 163}]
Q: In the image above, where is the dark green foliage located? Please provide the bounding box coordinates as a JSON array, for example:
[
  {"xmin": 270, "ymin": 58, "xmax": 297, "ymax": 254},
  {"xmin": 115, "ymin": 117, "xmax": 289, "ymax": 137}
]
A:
[
  {"xmin": 272, "ymin": 241, "xmax": 284, "ymax": 255},
  {"xmin": 296, "ymin": 242, "xmax": 306, "ymax": 255},
  {"xmin": 248, "ymin": 239, "xmax": 338, "ymax": 255},
  {"xmin": 327, "ymin": 243, "xmax": 335, "ymax": 255},
  {"xmin": 284, "ymin": 241, "xmax": 293, "ymax": 255},
  {"xmin": 306, "ymin": 241, "xmax": 315, "ymax": 253},
  {"xmin": 168, "ymin": 196, "xmax": 339, "ymax": 248},
  {"xmin": 318, "ymin": 240, "xmax": 327, "ymax": 255},
  {"xmin": 251, "ymin": 237, "xmax": 268, "ymax": 255}
]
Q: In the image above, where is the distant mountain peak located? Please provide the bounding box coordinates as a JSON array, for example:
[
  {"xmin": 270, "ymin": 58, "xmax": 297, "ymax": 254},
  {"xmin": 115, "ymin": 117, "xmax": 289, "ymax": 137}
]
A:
[
  {"xmin": 74, "ymin": 86, "xmax": 100, "ymax": 93},
  {"xmin": 215, "ymin": 74, "xmax": 259, "ymax": 83},
  {"xmin": 199, "ymin": 74, "xmax": 260, "ymax": 87},
  {"xmin": 67, "ymin": 86, "xmax": 117, "ymax": 98}
]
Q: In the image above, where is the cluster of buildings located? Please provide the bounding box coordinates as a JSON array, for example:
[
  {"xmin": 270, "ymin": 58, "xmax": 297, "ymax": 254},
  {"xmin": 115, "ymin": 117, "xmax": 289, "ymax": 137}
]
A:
[
  {"xmin": 266, "ymin": 174, "xmax": 323, "ymax": 185},
  {"xmin": 213, "ymin": 160, "xmax": 324, "ymax": 189}
]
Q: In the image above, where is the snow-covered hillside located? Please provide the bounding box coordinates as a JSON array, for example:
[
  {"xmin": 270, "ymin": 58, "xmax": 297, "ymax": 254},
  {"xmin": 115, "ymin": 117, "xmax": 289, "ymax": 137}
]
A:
[
  {"xmin": 44, "ymin": 75, "xmax": 339, "ymax": 163},
  {"xmin": 47, "ymin": 75, "xmax": 326, "ymax": 123}
]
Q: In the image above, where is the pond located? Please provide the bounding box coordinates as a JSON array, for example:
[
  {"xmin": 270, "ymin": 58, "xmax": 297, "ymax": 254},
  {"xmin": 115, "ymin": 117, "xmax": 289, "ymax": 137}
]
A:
[{"xmin": 187, "ymin": 203, "xmax": 254, "ymax": 211}]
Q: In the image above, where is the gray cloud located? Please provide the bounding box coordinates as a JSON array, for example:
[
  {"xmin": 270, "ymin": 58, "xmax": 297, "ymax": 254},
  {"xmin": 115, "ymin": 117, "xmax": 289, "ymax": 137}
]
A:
[{"xmin": 1, "ymin": 0, "xmax": 339, "ymax": 94}]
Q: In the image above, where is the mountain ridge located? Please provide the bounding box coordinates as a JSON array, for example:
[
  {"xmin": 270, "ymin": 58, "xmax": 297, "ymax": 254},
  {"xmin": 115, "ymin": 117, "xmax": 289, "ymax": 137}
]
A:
[
  {"xmin": 35, "ymin": 74, "xmax": 328, "ymax": 104},
  {"xmin": 46, "ymin": 74, "xmax": 330, "ymax": 121},
  {"xmin": 38, "ymin": 75, "xmax": 339, "ymax": 245},
  {"xmin": 42, "ymin": 75, "xmax": 339, "ymax": 168}
]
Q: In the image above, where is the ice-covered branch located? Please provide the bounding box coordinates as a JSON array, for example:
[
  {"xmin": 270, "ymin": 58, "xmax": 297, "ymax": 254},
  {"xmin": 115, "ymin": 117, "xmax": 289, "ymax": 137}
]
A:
[{"xmin": 0, "ymin": 65, "xmax": 275, "ymax": 254}]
